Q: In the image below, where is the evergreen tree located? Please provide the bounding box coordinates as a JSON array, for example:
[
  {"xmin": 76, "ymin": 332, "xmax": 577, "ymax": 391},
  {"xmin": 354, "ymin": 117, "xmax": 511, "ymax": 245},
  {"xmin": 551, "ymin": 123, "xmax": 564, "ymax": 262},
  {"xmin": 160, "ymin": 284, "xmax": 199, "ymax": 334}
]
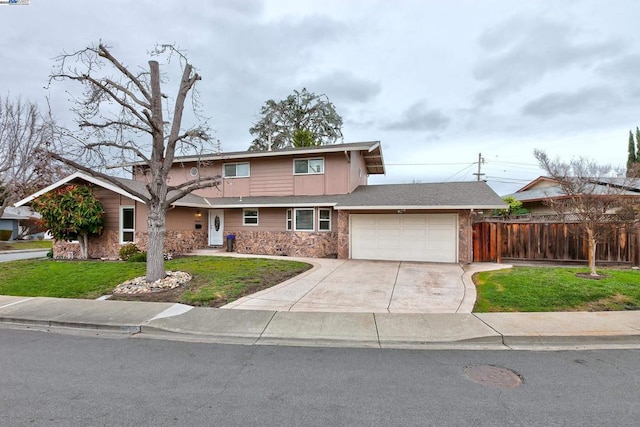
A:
[
  {"xmin": 636, "ymin": 127, "xmax": 640, "ymax": 163},
  {"xmin": 627, "ymin": 130, "xmax": 636, "ymax": 177},
  {"xmin": 249, "ymin": 88, "xmax": 343, "ymax": 151}
]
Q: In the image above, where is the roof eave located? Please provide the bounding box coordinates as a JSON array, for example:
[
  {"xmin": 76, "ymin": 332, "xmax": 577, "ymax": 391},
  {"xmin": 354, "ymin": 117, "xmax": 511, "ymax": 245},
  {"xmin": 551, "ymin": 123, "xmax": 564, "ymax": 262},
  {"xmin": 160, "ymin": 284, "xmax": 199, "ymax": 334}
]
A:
[
  {"xmin": 14, "ymin": 172, "xmax": 144, "ymax": 207},
  {"xmin": 334, "ymin": 204, "xmax": 507, "ymax": 210}
]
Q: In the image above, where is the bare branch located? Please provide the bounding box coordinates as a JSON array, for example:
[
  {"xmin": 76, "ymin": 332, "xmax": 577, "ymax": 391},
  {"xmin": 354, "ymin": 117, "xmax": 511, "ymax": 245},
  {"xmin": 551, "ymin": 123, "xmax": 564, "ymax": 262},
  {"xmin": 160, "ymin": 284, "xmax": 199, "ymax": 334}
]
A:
[
  {"xmin": 79, "ymin": 119, "xmax": 151, "ymax": 135},
  {"xmin": 97, "ymin": 44, "xmax": 152, "ymax": 102},
  {"xmin": 48, "ymin": 151, "xmax": 150, "ymax": 203},
  {"xmin": 84, "ymin": 141, "xmax": 150, "ymax": 164}
]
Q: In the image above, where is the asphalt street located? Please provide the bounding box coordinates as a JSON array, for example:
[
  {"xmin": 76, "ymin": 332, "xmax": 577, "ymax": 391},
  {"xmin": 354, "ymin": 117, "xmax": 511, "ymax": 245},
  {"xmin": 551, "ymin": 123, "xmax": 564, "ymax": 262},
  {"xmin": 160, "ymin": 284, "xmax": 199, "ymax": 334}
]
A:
[{"xmin": 1, "ymin": 327, "xmax": 639, "ymax": 426}]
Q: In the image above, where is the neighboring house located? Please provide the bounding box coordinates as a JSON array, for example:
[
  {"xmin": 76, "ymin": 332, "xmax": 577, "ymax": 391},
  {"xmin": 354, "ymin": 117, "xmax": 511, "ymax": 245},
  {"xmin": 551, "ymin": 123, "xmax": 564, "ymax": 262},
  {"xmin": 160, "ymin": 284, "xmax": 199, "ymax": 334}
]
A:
[
  {"xmin": 507, "ymin": 176, "xmax": 640, "ymax": 215},
  {"xmin": 16, "ymin": 141, "xmax": 505, "ymax": 263},
  {"xmin": 0, "ymin": 206, "xmax": 39, "ymax": 240}
]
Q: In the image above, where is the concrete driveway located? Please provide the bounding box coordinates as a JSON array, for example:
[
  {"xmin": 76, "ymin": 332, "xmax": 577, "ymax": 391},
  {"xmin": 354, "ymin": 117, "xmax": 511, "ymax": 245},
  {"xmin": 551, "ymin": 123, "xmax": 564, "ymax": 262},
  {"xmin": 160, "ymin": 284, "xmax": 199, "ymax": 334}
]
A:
[{"xmin": 222, "ymin": 258, "xmax": 474, "ymax": 314}]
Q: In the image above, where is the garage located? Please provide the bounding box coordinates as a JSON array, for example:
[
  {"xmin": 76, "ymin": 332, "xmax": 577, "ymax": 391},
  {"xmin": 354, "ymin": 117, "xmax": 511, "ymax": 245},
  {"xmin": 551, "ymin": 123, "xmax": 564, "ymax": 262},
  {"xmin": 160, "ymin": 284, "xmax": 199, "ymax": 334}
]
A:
[{"xmin": 350, "ymin": 213, "xmax": 458, "ymax": 263}]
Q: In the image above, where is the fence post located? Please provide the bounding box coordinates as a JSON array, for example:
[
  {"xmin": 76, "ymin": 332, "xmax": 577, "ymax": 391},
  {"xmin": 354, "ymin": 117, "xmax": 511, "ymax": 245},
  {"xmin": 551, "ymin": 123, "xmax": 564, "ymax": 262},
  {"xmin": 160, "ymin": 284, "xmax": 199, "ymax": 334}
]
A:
[{"xmin": 496, "ymin": 222, "xmax": 502, "ymax": 264}]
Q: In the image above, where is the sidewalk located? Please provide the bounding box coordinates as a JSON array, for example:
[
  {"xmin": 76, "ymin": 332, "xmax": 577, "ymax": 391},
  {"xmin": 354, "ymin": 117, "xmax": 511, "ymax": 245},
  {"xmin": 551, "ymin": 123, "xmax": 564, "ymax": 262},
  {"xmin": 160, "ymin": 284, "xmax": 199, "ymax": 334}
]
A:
[{"xmin": 2, "ymin": 295, "xmax": 640, "ymax": 350}]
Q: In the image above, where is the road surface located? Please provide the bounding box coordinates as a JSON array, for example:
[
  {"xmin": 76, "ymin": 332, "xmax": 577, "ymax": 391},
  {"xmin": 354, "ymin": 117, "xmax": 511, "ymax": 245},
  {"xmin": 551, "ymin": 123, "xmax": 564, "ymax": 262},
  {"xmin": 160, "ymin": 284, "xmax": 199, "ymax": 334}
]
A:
[{"xmin": 1, "ymin": 327, "xmax": 639, "ymax": 426}]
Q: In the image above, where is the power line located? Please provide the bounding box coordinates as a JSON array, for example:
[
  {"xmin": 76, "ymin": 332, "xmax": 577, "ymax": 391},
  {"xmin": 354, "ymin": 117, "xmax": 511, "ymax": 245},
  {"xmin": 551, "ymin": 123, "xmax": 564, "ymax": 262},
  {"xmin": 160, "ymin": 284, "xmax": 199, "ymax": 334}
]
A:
[
  {"xmin": 444, "ymin": 162, "xmax": 476, "ymax": 182},
  {"xmin": 384, "ymin": 162, "xmax": 474, "ymax": 166}
]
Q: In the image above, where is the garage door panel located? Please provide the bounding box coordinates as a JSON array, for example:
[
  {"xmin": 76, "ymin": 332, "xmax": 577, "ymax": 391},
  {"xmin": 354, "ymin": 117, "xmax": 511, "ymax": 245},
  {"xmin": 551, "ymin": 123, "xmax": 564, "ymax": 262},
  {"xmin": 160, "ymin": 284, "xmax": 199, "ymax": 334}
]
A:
[
  {"xmin": 351, "ymin": 214, "xmax": 457, "ymax": 263},
  {"xmin": 402, "ymin": 216, "xmax": 429, "ymax": 226}
]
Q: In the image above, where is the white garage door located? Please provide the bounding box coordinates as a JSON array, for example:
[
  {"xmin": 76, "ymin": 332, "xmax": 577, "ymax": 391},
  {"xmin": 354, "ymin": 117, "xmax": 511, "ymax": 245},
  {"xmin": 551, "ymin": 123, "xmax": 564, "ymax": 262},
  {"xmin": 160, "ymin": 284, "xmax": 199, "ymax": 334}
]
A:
[{"xmin": 350, "ymin": 214, "xmax": 458, "ymax": 263}]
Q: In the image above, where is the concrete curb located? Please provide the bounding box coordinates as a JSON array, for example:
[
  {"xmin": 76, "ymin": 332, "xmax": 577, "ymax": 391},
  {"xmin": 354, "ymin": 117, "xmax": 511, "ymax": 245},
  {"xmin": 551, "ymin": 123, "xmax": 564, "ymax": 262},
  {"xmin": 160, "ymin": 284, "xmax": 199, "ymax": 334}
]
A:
[{"xmin": 3, "ymin": 296, "xmax": 640, "ymax": 351}]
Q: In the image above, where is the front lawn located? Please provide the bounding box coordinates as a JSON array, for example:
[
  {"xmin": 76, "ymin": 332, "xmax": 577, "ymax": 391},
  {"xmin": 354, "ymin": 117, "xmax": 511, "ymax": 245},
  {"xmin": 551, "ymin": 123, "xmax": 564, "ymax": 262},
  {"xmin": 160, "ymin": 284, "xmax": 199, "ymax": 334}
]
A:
[
  {"xmin": 474, "ymin": 267, "xmax": 640, "ymax": 312},
  {"xmin": 0, "ymin": 256, "xmax": 312, "ymax": 306}
]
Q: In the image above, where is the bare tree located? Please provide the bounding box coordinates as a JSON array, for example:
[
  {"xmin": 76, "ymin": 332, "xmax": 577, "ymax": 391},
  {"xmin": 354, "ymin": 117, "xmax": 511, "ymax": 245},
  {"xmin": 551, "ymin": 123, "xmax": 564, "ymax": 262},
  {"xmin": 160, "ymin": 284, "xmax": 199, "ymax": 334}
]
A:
[
  {"xmin": 0, "ymin": 96, "xmax": 57, "ymax": 219},
  {"xmin": 47, "ymin": 43, "xmax": 220, "ymax": 282},
  {"xmin": 534, "ymin": 149, "xmax": 640, "ymax": 276}
]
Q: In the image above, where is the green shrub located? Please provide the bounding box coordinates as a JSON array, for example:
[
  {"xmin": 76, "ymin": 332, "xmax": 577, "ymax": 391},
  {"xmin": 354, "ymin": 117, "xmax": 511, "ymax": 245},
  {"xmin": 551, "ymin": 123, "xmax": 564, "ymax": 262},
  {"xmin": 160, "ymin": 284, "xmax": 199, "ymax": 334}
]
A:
[
  {"xmin": 46, "ymin": 249, "xmax": 53, "ymax": 258},
  {"xmin": 118, "ymin": 243, "xmax": 140, "ymax": 261},
  {"xmin": 0, "ymin": 230, "xmax": 12, "ymax": 241},
  {"xmin": 126, "ymin": 252, "xmax": 147, "ymax": 262}
]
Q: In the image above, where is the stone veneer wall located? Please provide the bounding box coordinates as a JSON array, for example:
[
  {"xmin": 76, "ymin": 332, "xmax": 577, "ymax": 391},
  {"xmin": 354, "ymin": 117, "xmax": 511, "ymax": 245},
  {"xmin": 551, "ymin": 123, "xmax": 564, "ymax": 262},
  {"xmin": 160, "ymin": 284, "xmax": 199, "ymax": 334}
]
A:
[
  {"xmin": 458, "ymin": 210, "xmax": 472, "ymax": 264},
  {"xmin": 229, "ymin": 230, "xmax": 338, "ymax": 258},
  {"xmin": 53, "ymin": 230, "xmax": 208, "ymax": 259},
  {"xmin": 337, "ymin": 210, "xmax": 349, "ymax": 259}
]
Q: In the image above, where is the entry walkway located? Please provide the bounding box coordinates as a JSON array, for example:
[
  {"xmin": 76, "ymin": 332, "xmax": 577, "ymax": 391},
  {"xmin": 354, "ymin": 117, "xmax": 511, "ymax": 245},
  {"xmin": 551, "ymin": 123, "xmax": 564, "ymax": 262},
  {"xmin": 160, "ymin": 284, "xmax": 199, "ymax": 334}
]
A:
[{"xmin": 191, "ymin": 249, "xmax": 507, "ymax": 313}]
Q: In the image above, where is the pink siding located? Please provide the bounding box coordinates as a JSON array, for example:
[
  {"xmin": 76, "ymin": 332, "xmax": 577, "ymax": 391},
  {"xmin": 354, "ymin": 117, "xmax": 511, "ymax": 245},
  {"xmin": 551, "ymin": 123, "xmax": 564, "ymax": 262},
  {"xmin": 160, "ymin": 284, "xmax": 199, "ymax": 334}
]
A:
[
  {"xmin": 166, "ymin": 207, "xmax": 205, "ymax": 231},
  {"xmin": 92, "ymin": 187, "xmax": 122, "ymax": 231},
  {"xmin": 349, "ymin": 151, "xmax": 368, "ymax": 191},
  {"xmin": 325, "ymin": 153, "xmax": 350, "ymax": 194},
  {"xmin": 224, "ymin": 207, "xmax": 287, "ymax": 232},
  {"xmin": 294, "ymin": 174, "xmax": 325, "ymax": 195},
  {"xmin": 134, "ymin": 201, "xmax": 147, "ymax": 232},
  {"xmin": 222, "ymin": 178, "xmax": 250, "ymax": 197},
  {"xmin": 249, "ymin": 158, "xmax": 294, "ymax": 196},
  {"xmin": 160, "ymin": 149, "xmax": 366, "ymax": 198}
]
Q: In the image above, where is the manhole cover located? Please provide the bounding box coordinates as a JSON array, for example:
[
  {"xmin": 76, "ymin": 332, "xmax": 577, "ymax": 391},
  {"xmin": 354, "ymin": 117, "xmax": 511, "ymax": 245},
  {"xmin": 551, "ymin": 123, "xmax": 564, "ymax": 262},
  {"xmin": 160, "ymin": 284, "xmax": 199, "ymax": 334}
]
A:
[{"xmin": 464, "ymin": 364, "xmax": 523, "ymax": 388}]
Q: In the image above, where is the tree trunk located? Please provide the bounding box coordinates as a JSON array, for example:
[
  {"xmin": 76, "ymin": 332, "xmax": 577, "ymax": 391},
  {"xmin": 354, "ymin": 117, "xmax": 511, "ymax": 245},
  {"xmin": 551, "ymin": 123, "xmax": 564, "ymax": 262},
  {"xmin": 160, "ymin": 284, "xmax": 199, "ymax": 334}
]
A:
[
  {"xmin": 586, "ymin": 228, "xmax": 598, "ymax": 277},
  {"xmin": 78, "ymin": 233, "xmax": 88, "ymax": 260},
  {"xmin": 146, "ymin": 202, "xmax": 166, "ymax": 282}
]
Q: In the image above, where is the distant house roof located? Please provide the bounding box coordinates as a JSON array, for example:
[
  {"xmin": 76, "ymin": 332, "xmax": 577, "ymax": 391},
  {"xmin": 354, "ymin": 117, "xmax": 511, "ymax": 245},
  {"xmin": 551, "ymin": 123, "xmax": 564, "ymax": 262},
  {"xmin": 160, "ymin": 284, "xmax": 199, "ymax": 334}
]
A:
[
  {"xmin": 121, "ymin": 141, "xmax": 386, "ymax": 175},
  {"xmin": 1, "ymin": 206, "xmax": 39, "ymax": 220},
  {"xmin": 508, "ymin": 176, "xmax": 640, "ymax": 202}
]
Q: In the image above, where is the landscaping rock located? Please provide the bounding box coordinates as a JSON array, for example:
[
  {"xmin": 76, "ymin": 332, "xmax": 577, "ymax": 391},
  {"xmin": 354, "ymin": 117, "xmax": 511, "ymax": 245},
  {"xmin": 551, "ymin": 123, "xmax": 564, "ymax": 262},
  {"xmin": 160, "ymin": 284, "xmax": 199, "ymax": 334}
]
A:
[{"xmin": 113, "ymin": 271, "xmax": 192, "ymax": 295}]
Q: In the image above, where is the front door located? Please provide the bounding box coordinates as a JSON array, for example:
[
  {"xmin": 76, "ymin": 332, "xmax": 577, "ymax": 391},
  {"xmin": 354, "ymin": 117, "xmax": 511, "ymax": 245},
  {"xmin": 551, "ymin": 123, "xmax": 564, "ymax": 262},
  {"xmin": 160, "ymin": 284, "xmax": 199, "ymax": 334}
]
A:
[{"xmin": 208, "ymin": 209, "xmax": 224, "ymax": 246}]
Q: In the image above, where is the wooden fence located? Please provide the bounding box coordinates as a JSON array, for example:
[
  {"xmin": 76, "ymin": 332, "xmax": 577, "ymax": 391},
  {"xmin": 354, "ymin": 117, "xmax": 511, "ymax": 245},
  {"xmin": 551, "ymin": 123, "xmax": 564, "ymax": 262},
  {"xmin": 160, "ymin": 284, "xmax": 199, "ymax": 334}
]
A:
[{"xmin": 473, "ymin": 221, "xmax": 640, "ymax": 265}]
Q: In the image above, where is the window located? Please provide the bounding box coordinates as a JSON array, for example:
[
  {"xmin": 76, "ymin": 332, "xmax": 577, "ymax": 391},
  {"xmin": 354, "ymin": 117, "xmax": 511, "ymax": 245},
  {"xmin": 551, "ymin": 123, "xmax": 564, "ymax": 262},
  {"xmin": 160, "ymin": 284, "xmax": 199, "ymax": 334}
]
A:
[
  {"xmin": 294, "ymin": 208, "xmax": 314, "ymax": 231},
  {"xmin": 120, "ymin": 206, "xmax": 135, "ymax": 243},
  {"xmin": 294, "ymin": 158, "xmax": 324, "ymax": 175},
  {"xmin": 243, "ymin": 209, "xmax": 259, "ymax": 226},
  {"xmin": 224, "ymin": 162, "xmax": 250, "ymax": 178},
  {"xmin": 286, "ymin": 209, "xmax": 293, "ymax": 230},
  {"xmin": 318, "ymin": 209, "xmax": 331, "ymax": 231}
]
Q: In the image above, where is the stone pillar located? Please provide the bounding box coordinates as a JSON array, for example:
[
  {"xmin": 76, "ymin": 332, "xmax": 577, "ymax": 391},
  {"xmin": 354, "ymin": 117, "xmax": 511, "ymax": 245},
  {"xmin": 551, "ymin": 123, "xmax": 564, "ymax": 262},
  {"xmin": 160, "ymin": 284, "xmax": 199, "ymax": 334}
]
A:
[
  {"xmin": 337, "ymin": 210, "xmax": 350, "ymax": 259},
  {"xmin": 458, "ymin": 210, "xmax": 472, "ymax": 264}
]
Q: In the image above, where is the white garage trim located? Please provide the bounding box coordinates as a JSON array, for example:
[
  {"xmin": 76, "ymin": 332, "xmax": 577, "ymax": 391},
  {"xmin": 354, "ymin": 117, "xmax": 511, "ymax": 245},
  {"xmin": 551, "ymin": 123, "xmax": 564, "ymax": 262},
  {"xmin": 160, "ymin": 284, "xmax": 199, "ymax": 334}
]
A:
[{"xmin": 350, "ymin": 213, "xmax": 458, "ymax": 263}]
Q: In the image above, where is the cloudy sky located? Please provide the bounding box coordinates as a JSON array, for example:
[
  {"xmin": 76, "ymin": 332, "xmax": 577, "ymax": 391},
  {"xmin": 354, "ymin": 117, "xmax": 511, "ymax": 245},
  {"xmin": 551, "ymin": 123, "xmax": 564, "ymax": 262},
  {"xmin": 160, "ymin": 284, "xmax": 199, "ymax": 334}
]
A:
[{"xmin": 1, "ymin": 0, "xmax": 638, "ymax": 195}]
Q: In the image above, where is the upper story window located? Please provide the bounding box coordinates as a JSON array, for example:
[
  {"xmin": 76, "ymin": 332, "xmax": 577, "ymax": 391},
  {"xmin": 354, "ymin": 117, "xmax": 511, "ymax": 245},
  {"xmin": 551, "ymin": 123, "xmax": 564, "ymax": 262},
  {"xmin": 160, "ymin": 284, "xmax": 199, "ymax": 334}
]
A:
[
  {"xmin": 120, "ymin": 206, "xmax": 135, "ymax": 243},
  {"xmin": 294, "ymin": 158, "xmax": 324, "ymax": 175},
  {"xmin": 224, "ymin": 162, "xmax": 250, "ymax": 178}
]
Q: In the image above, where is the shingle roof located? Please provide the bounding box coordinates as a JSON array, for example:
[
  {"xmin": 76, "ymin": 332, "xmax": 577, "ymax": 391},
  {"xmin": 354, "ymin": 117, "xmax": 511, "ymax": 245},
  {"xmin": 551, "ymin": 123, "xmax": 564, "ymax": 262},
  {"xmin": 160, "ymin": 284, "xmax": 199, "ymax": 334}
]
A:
[
  {"xmin": 189, "ymin": 181, "xmax": 506, "ymax": 210},
  {"xmin": 121, "ymin": 141, "xmax": 386, "ymax": 175},
  {"xmin": 334, "ymin": 182, "xmax": 506, "ymax": 209},
  {"xmin": 16, "ymin": 173, "xmax": 506, "ymax": 211}
]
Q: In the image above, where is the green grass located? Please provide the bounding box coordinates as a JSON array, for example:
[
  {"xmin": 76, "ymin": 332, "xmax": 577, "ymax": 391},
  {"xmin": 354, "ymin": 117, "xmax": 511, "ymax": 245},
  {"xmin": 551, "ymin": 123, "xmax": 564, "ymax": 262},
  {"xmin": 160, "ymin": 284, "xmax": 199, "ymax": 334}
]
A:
[
  {"xmin": 0, "ymin": 240, "xmax": 53, "ymax": 251},
  {"xmin": 474, "ymin": 267, "xmax": 640, "ymax": 312},
  {"xmin": 166, "ymin": 256, "xmax": 311, "ymax": 305},
  {"xmin": 0, "ymin": 256, "xmax": 311, "ymax": 304},
  {"xmin": 0, "ymin": 259, "xmax": 145, "ymax": 299}
]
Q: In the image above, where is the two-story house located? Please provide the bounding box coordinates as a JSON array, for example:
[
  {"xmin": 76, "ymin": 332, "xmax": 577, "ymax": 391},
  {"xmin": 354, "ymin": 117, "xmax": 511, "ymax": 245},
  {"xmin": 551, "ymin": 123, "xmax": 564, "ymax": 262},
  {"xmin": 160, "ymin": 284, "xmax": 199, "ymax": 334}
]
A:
[{"xmin": 16, "ymin": 141, "xmax": 505, "ymax": 263}]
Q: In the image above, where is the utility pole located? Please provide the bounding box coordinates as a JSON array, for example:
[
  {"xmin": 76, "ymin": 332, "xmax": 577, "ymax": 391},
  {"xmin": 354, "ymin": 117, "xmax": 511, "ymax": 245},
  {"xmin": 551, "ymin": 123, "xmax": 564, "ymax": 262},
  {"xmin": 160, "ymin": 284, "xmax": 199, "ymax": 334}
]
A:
[{"xmin": 473, "ymin": 153, "xmax": 485, "ymax": 181}]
